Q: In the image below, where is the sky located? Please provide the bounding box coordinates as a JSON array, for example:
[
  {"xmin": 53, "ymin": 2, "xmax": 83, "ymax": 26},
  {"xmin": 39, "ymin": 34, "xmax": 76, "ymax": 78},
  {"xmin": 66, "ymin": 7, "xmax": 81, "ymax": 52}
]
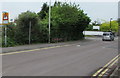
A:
[{"xmin": 0, "ymin": 0, "xmax": 119, "ymax": 23}]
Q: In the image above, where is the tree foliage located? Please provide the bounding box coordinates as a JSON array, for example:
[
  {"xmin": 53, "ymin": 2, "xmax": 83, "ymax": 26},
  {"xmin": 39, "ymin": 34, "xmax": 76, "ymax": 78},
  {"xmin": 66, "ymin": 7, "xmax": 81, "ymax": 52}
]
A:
[
  {"xmin": 100, "ymin": 21, "xmax": 118, "ymax": 32},
  {"xmin": 41, "ymin": 2, "xmax": 91, "ymax": 41},
  {"xmin": 85, "ymin": 24, "xmax": 93, "ymax": 31},
  {"xmin": 15, "ymin": 11, "xmax": 41, "ymax": 44},
  {"xmin": 37, "ymin": 3, "xmax": 49, "ymax": 19},
  {"xmin": 2, "ymin": 2, "xmax": 91, "ymax": 47}
]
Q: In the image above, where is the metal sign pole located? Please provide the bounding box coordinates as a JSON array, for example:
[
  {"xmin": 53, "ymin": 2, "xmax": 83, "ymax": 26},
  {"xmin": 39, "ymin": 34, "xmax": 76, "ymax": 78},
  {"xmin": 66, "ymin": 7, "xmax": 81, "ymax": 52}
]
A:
[
  {"xmin": 2, "ymin": 12, "xmax": 9, "ymax": 47},
  {"xmin": 29, "ymin": 21, "xmax": 31, "ymax": 44},
  {"xmin": 5, "ymin": 25, "xmax": 7, "ymax": 46},
  {"xmin": 48, "ymin": 0, "xmax": 51, "ymax": 43}
]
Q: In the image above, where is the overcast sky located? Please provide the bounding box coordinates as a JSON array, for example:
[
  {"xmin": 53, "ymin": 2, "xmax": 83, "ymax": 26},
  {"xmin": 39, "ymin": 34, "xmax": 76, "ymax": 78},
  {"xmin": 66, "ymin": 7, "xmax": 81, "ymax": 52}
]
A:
[{"xmin": 0, "ymin": 0, "xmax": 119, "ymax": 23}]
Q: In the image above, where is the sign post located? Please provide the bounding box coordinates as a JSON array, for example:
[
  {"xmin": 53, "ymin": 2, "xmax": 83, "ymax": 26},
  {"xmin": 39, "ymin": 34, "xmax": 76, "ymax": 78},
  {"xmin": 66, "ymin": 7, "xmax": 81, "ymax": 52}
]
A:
[
  {"xmin": 2, "ymin": 12, "xmax": 9, "ymax": 47},
  {"xmin": 29, "ymin": 21, "xmax": 31, "ymax": 44},
  {"xmin": 2, "ymin": 12, "xmax": 9, "ymax": 24}
]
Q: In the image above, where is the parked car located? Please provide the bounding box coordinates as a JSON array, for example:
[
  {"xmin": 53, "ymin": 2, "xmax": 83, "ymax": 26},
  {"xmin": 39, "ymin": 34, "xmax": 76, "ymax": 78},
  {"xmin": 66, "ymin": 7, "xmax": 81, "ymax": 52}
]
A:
[{"xmin": 102, "ymin": 32, "xmax": 114, "ymax": 41}]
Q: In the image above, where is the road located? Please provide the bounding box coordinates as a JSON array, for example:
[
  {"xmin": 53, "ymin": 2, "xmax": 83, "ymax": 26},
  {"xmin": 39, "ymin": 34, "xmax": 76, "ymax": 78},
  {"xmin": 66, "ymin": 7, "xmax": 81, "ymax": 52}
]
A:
[{"xmin": 2, "ymin": 37, "xmax": 118, "ymax": 76}]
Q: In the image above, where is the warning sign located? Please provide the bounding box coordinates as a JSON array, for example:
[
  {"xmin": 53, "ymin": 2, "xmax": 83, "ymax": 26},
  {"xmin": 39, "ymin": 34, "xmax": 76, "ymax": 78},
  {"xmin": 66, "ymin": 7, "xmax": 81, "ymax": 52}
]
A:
[{"xmin": 2, "ymin": 12, "xmax": 9, "ymax": 24}]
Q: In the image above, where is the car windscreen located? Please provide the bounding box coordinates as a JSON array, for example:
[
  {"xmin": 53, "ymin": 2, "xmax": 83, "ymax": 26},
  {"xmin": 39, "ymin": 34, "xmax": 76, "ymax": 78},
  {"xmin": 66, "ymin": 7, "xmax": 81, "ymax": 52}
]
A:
[{"xmin": 103, "ymin": 33, "xmax": 109, "ymax": 36}]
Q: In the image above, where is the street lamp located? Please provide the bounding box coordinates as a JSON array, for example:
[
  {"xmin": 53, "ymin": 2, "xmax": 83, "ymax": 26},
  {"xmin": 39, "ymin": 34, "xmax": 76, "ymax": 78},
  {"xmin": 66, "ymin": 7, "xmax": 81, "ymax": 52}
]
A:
[
  {"xmin": 48, "ymin": 0, "xmax": 51, "ymax": 43},
  {"xmin": 29, "ymin": 21, "xmax": 31, "ymax": 44},
  {"xmin": 110, "ymin": 18, "xmax": 112, "ymax": 31}
]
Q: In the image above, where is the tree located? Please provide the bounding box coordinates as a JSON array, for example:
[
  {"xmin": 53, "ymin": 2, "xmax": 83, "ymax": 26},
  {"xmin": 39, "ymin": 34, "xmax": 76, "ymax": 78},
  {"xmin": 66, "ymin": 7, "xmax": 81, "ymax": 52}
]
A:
[
  {"xmin": 37, "ymin": 3, "xmax": 49, "ymax": 19},
  {"xmin": 92, "ymin": 20, "xmax": 101, "ymax": 26},
  {"xmin": 117, "ymin": 18, "xmax": 120, "ymax": 36},
  {"xmin": 100, "ymin": 20, "xmax": 118, "ymax": 32},
  {"xmin": 15, "ymin": 11, "xmax": 42, "ymax": 44},
  {"xmin": 41, "ymin": 2, "xmax": 91, "ymax": 41},
  {"xmin": 2, "ymin": 2, "xmax": 91, "ymax": 47},
  {"xmin": 2, "ymin": 23, "xmax": 17, "ymax": 47},
  {"xmin": 85, "ymin": 24, "xmax": 93, "ymax": 31}
]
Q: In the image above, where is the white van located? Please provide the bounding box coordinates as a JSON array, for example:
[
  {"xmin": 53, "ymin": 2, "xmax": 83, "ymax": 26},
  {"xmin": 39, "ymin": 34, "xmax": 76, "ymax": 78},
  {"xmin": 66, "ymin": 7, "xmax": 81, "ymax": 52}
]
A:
[{"xmin": 102, "ymin": 32, "xmax": 114, "ymax": 41}]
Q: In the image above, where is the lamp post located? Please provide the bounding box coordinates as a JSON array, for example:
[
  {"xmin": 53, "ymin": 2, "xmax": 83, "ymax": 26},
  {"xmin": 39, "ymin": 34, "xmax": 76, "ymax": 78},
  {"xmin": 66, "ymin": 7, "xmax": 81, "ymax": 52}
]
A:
[
  {"xmin": 110, "ymin": 18, "xmax": 112, "ymax": 31},
  {"xmin": 29, "ymin": 21, "xmax": 31, "ymax": 44},
  {"xmin": 48, "ymin": 0, "xmax": 51, "ymax": 43}
]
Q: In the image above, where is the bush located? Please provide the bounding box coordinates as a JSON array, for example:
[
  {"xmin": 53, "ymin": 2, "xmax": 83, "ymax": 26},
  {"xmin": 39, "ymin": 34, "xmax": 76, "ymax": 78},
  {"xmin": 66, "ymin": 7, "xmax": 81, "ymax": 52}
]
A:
[{"xmin": 2, "ymin": 37, "xmax": 17, "ymax": 47}]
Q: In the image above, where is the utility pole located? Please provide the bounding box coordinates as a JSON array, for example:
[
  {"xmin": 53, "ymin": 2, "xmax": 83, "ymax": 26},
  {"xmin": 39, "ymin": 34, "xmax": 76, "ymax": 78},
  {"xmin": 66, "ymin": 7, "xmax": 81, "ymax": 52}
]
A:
[
  {"xmin": 29, "ymin": 21, "xmax": 31, "ymax": 44},
  {"xmin": 48, "ymin": 0, "xmax": 51, "ymax": 43},
  {"xmin": 110, "ymin": 18, "xmax": 112, "ymax": 31}
]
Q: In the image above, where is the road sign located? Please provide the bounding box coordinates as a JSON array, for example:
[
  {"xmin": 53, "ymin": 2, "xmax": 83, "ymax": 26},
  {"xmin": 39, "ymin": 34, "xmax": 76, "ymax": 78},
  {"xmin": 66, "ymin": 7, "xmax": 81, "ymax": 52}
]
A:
[
  {"xmin": 2, "ymin": 12, "xmax": 9, "ymax": 24},
  {"xmin": 2, "ymin": 12, "xmax": 9, "ymax": 46},
  {"xmin": 93, "ymin": 26, "xmax": 100, "ymax": 30}
]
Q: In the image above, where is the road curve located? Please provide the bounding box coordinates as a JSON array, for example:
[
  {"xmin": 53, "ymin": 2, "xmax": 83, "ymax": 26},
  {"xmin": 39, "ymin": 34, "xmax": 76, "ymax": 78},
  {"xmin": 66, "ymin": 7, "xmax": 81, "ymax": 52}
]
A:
[{"xmin": 2, "ymin": 37, "xmax": 118, "ymax": 76}]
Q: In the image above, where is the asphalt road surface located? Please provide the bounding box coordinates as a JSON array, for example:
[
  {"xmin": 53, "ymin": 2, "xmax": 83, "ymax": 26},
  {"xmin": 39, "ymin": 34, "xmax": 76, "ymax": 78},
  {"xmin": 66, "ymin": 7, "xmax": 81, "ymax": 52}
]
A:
[{"xmin": 2, "ymin": 37, "xmax": 118, "ymax": 76}]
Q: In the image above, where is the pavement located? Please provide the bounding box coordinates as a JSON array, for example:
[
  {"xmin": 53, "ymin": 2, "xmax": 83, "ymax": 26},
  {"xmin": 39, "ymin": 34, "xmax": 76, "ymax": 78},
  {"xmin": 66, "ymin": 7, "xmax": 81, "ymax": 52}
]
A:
[
  {"xmin": 2, "ymin": 39, "xmax": 92, "ymax": 53},
  {"xmin": 1, "ymin": 37, "xmax": 119, "ymax": 76}
]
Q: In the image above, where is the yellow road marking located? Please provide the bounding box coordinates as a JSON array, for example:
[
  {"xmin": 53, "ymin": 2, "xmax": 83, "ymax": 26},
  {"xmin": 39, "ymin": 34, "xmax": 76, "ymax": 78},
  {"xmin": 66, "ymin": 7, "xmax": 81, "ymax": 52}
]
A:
[
  {"xmin": 110, "ymin": 57, "xmax": 119, "ymax": 66},
  {"xmin": 0, "ymin": 45, "xmax": 71, "ymax": 56},
  {"xmin": 93, "ymin": 54, "xmax": 119, "ymax": 76},
  {"xmin": 99, "ymin": 57, "xmax": 119, "ymax": 76},
  {"xmin": 99, "ymin": 68, "xmax": 109, "ymax": 76}
]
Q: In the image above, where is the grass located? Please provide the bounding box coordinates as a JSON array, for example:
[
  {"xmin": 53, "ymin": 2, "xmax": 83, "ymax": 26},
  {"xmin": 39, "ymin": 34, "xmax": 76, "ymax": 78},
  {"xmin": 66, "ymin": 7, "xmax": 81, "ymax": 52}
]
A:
[{"xmin": 85, "ymin": 35, "xmax": 95, "ymax": 37}]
